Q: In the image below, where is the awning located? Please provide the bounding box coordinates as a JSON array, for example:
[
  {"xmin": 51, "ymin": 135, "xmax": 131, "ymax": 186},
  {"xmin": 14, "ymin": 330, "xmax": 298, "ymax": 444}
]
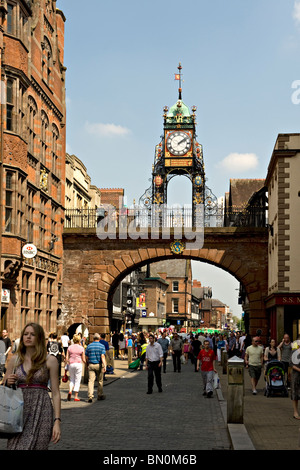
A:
[{"xmin": 138, "ymin": 318, "xmax": 162, "ymax": 326}]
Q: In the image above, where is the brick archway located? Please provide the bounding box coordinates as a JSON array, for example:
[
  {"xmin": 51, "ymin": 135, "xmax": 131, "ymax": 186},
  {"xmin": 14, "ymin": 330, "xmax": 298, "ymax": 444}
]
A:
[{"xmin": 62, "ymin": 227, "xmax": 268, "ymax": 339}]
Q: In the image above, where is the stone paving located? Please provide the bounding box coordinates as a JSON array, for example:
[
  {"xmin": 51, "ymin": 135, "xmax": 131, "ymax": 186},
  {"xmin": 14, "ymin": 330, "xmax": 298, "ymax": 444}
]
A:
[
  {"xmin": 51, "ymin": 358, "xmax": 231, "ymax": 451},
  {"xmin": 1, "ymin": 356, "xmax": 300, "ymax": 452}
]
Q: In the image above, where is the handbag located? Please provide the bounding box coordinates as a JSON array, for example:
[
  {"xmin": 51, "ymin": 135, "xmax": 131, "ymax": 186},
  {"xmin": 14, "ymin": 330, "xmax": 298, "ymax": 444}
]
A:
[
  {"xmin": 62, "ymin": 370, "xmax": 69, "ymax": 383},
  {"xmin": 0, "ymin": 383, "xmax": 24, "ymax": 439}
]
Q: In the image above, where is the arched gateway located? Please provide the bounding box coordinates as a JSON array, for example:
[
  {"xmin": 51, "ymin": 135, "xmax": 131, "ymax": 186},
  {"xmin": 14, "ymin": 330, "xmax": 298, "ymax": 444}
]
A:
[
  {"xmin": 62, "ymin": 65, "xmax": 268, "ymax": 340},
  {"xmin": 62, "ymin": 226, "xmax": 268, "ymax": 340}
]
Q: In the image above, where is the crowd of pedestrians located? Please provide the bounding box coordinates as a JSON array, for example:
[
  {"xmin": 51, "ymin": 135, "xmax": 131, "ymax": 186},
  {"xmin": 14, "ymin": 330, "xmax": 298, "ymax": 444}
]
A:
[{"xmin": 1, "ymin": 324, "xmax": 300, "ymax": 450}]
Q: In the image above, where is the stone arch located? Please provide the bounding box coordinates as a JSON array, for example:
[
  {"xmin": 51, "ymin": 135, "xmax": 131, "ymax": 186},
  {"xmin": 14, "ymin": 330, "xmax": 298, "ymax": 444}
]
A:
[{"xmin": 62, "ymin": 227, "xmax": 268, "ymax": 341}]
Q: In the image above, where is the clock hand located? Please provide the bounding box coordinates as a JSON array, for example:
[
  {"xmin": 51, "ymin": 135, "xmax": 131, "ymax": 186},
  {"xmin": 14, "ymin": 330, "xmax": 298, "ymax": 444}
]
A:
[{"xmin": 178, "ymin": 137, "xmax": 188, "ymax": 145}]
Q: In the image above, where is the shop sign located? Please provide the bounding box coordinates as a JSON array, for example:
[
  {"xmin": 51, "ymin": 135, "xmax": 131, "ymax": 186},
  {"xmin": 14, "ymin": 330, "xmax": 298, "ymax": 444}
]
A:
[
  {"xmin": 1, "ymin": 289, "xmax": 10, "ymax": 303},
  {"xmin": 22, "ymin": 243, "xmax": 37, "ymax": 259}
]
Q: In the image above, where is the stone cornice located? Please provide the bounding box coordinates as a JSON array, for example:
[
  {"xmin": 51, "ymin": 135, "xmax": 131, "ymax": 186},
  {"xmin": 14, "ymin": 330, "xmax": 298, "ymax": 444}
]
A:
[{"xmin": 30, "ymin": 75, "xmax": 64, "ymax": 122}]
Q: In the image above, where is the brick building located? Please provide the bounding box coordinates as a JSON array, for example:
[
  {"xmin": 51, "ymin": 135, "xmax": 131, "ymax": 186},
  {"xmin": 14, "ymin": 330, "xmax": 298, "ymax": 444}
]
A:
[
  {"xmin": 0, "ymin": 0, "xmax": 66, "ymax": 340},
  {"xmin": 147, "ymin": 259, "xmax": 193, "ymax": 328}
]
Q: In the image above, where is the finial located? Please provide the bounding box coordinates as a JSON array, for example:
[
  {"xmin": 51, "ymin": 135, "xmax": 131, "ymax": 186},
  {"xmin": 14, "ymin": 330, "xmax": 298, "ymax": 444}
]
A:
[{"xmin": 174, "ymin": 62, "xmax": 183, "ymax": 100}]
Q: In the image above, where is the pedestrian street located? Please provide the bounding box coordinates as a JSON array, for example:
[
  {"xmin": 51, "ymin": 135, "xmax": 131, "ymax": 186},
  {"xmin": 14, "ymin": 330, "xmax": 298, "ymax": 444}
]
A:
[{"xmin": 50, "ymin": 358, "xmax": 231, "ymax": 451}]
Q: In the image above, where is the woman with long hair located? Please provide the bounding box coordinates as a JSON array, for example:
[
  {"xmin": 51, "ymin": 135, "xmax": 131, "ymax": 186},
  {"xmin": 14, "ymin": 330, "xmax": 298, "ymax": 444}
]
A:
[{"xmin": 4, "ymin": 323, "xmax": 61, "ymax": 449}]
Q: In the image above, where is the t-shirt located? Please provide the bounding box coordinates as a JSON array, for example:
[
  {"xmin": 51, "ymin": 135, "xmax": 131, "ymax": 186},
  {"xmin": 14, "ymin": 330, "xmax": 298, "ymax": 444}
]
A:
[
  {"xmin": 197, "ymin": 349, "xmax": 216, "ymax": 372},
  {"xmin": 68, "ymin": 344, "xmax": 84, "ymax": 364},
  {"xmin": 157, "ymin": 337, "xmax": 169, "ymax": 354},
  {"xmin": 85, "ymin": 341, "xmax": 106, "ymax": 364},
  {"xmin": 246, "ymin": 345, "xmax": 263, "ymax": 366},
  {"xmin": 61, "ymin": 335, "xmax": 70, "ymax": 348}
]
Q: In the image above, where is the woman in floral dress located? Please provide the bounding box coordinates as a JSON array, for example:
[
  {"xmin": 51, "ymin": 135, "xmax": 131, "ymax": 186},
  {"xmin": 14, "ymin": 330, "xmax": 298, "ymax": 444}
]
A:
[{"xmin": 4, "ymin": 323, "xmax": 61, "ymax": 449}]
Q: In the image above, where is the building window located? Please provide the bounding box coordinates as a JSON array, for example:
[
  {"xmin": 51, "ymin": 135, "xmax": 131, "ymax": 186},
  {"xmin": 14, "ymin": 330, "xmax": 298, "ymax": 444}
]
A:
[
  {"xmin": 46, "ymin": 278, "xmax": 54, "ymax": 332},
  {"xmin": 39, "ymin": 197, "xmax": 47, "ymax": 249},
  {"xmin": 51, "ymin": 124, "xmax": 59, "ymax": 176},
  {"xmin": 18, "ymin": 84, "xmax": 26, "ymax": 138},
  {"xmin": 26, "ymin": 186, "xmax": 35, "ymax": 242},
  {"xmin": 172, "ymin": 281, "xmax": 179, "ymax": 292},
  {"xmin": 6, "ymin": 79, "xmax": 14, "ymax": 132},
  {"xmin": 41, "ymin": 111, "xmax": 49, "ymax": 165},
  {"xmin": 42, "ymin": 37, "xmax": 52, "ymax": 87},
  {"xmin": 21, "ymin": 271, "xmax": 31, "ymax": 327},
  {"xmin": 51, "ymin": 203, "xmax": 57, "ymax": 250},
  {"xmin": 35, "ymin": 275, "xmax": 44, "ymax": 322},
  {"xmin": 5, "ymin": 171, "xmax": 14, "ymax": 232},
  {"xmin": 28, "ymin": 97, "xmax": 37, "ymax": 156},
  {"xmin": 172, "ymin": 298, "xmax": 179, "ymax": 314},
  {"xmin": 17, "ymin": 173, "xmax": 26, "ymax": 237},
  {"xmin": 6, "ymin": 4, "xmax": 14, "ymax": 35}
]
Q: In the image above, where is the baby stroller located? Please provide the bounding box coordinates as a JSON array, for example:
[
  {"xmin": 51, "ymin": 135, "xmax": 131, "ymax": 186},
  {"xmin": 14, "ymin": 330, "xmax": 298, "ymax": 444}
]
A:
[{"xmin": 264, "ymin": 360, "xmax": 288, "ymax": 397}]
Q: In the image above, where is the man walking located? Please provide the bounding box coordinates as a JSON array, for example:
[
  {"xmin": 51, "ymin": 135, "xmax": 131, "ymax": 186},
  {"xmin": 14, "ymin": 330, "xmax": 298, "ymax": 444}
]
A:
[
  {"xmin": 191, "ymin": 335, "xmax": 202, "ymax": 372},
  {"xmin": 197, "ymin": 339, "xmax": 217, "ymax": 398},
  {"xmin": 157, "ymin": 331, "xmax": 169, "ymax": 373},
  {"xmin": 170, "ymin": 332, "xmax": 183, "ymax": 373},
  {"xmin": 145, "ymin": 334, "xmax": 163, "ymax": 394},
  {"xmin": 85, "ymin": 333, "xmax": 107, "ymax": 402},
  {"xmin": 245, "ymin": 336, "xmax": 263, "ymax": 395}
]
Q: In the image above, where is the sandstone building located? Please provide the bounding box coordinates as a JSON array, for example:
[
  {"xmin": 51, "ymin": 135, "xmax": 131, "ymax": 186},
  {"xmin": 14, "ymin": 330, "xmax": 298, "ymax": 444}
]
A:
[{"xmin": 265, "ymin": 134, "xmax": 300, "ymax": 341}]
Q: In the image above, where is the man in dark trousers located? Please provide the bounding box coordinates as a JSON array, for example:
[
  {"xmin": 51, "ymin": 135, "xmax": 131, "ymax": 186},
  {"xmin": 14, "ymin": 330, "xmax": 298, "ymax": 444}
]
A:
[
  {"xmin": 112, "ymin": 331, "xmax": 119, "ymax": 359},
  {"xmin": 170, "ymin": 332, "xmax": 184, "ymax": 372},
  {"xmin": 145, "ymin": 334, "xmax": 163, "ymax": 394}
]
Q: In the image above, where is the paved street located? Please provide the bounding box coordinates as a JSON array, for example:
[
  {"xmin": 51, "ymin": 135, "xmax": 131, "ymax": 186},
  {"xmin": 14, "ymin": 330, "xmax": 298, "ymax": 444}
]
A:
[
  {"xmin": 0, "ymin": 357, "xmax": 231, "ymax": 452},
  {"xmin": 52, "ymin": 358, "xmax": 231, "ymax": 451},
  {"xmin": 2, "ymin": 355, "xmax": 300, "ymax": 453}
]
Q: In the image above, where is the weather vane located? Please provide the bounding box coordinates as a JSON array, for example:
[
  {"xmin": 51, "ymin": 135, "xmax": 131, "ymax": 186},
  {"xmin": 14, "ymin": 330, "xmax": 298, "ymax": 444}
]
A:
[{"xmin": 174, "ymin": 62, "xmax": 183, "ymax": 100}]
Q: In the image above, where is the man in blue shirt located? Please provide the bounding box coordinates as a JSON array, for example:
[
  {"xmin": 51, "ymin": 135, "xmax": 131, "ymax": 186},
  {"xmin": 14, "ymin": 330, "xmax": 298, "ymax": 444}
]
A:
[{"xmin": 85, "ymin": 333, "xmax": 107, "ymax": 402}]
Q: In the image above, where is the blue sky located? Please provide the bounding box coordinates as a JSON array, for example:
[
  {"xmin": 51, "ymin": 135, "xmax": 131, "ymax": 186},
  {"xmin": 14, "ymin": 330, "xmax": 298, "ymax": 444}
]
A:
[{"xmin": 59, "ymin": 0, "xmax": 300, "ymax": 319}]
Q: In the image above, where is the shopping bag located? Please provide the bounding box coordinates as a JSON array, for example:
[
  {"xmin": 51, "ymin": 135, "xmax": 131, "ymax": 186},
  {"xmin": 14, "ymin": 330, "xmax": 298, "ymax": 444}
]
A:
[
  {"xmin": 0, "ymin": 385, "xmax": 24, "ymax": 439},
  {"xmin": 213, "ymin": 372, "xmax": 220, "ymax": 389},
  {"xmin": 180, "ymin": 355, "xmax": 185, "ymax": 364}
]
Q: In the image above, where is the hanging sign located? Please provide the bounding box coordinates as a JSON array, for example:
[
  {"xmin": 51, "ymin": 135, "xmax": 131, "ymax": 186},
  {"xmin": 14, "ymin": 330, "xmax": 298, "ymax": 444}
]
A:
[
  {"xmin": 22, "ymin": 243, "xmax": 37, "ymax": 259},
  {"xmin": 1, "ymin": 289, "xmax": 10, "ymax": 303}
]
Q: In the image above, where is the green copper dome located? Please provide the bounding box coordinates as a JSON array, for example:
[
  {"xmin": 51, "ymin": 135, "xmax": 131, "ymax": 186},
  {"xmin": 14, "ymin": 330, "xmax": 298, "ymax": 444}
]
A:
[{"xmin": 167, "ymin": 100, "xmax": 191, "ymax": 118}]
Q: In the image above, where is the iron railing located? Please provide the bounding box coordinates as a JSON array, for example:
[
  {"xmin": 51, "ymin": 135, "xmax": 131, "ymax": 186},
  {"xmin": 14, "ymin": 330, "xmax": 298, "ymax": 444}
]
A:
[{"xmin": 64, "ymin": 206, "xmax": 267, "ymax": 230}]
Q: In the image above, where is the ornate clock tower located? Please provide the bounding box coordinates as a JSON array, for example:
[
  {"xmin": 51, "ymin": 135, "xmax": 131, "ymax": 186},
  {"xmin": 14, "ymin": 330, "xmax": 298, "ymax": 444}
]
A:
[{"xmin": 140, "ymin": 64, "xmax": 221, "ymax": 227}]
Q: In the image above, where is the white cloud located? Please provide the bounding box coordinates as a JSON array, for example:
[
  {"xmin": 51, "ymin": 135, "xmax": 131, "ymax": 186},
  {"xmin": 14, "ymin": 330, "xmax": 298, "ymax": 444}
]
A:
[
  {"xmin": 85, "ymin": 121, "xmax": 131, "ymax": 137},
  {"xmin": 293, "ymin": 1, "xmax": 300, "ymax": 25},
  {"xmin": 216, "ymin": 153, "xmax": 259, "ymax": 173}
]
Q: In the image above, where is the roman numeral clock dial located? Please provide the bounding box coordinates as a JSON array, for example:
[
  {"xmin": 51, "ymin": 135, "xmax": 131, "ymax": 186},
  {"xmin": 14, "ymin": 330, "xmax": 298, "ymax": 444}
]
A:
[{"xmin": 166, "ymin": 131, "xmax": 191, "ymax": 156}]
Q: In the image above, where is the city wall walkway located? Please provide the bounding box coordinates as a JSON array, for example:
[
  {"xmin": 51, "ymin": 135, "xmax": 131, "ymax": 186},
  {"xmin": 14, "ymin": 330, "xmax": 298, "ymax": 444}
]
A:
[{"xmin": 1, "ymin": 356, "xmax": 299, "ymax": 452}]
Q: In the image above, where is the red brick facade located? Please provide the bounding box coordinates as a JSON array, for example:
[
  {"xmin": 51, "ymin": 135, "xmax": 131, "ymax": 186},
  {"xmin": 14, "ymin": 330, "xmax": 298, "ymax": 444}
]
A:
[{"xmin": 0, "ymin": 1, "xmax": 66, "ymax": 340}]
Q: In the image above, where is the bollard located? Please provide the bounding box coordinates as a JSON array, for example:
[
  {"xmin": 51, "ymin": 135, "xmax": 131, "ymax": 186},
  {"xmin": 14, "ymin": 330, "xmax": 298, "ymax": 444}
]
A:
[
  {"xmin": 227, "ymin": 356, "xmax": 244, "ymax": 424},
  {"xmin": 222, "ymin": 349, "xmax": 228, "ymax": 374},
  {"xmin": 127, "ymin": 346, "xmax": 132, "ymax": 366}
]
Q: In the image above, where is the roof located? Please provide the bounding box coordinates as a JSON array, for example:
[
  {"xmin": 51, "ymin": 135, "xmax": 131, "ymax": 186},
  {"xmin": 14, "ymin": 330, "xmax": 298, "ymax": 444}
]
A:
[
  {"xmin": 228, "ymin": 179, "xmax": 265, "ymax": 207},
  {"xmin": 149, "ymin": 259, "xmax": 191, "ymax": 279}
]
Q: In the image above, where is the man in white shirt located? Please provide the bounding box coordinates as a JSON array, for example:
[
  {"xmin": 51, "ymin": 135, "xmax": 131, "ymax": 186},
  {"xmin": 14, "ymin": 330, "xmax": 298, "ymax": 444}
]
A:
[
  {"xmin": 61, "ymin": 332, "xmax": 70, "ymax": 356},
  {"xmin": 145, "ymin": 334, "xmax": 163, "ymax": 394}
]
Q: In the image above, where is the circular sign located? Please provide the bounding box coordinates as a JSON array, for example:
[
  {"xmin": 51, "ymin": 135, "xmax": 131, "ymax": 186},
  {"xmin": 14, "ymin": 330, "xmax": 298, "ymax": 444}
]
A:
[
  {"xmin": 292, "ymin": 348, "xmax": 300, "ymax": 366},
  {"xmin": 22, "ymin": 243, "xmax": 37, "ymax": 259}
]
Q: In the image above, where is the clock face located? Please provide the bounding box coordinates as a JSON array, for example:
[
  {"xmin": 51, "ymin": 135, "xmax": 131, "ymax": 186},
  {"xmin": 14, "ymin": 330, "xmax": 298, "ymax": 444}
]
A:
[{"xmin": 166, "ymin": 131, "xmax": 191, "ymax": 156}]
